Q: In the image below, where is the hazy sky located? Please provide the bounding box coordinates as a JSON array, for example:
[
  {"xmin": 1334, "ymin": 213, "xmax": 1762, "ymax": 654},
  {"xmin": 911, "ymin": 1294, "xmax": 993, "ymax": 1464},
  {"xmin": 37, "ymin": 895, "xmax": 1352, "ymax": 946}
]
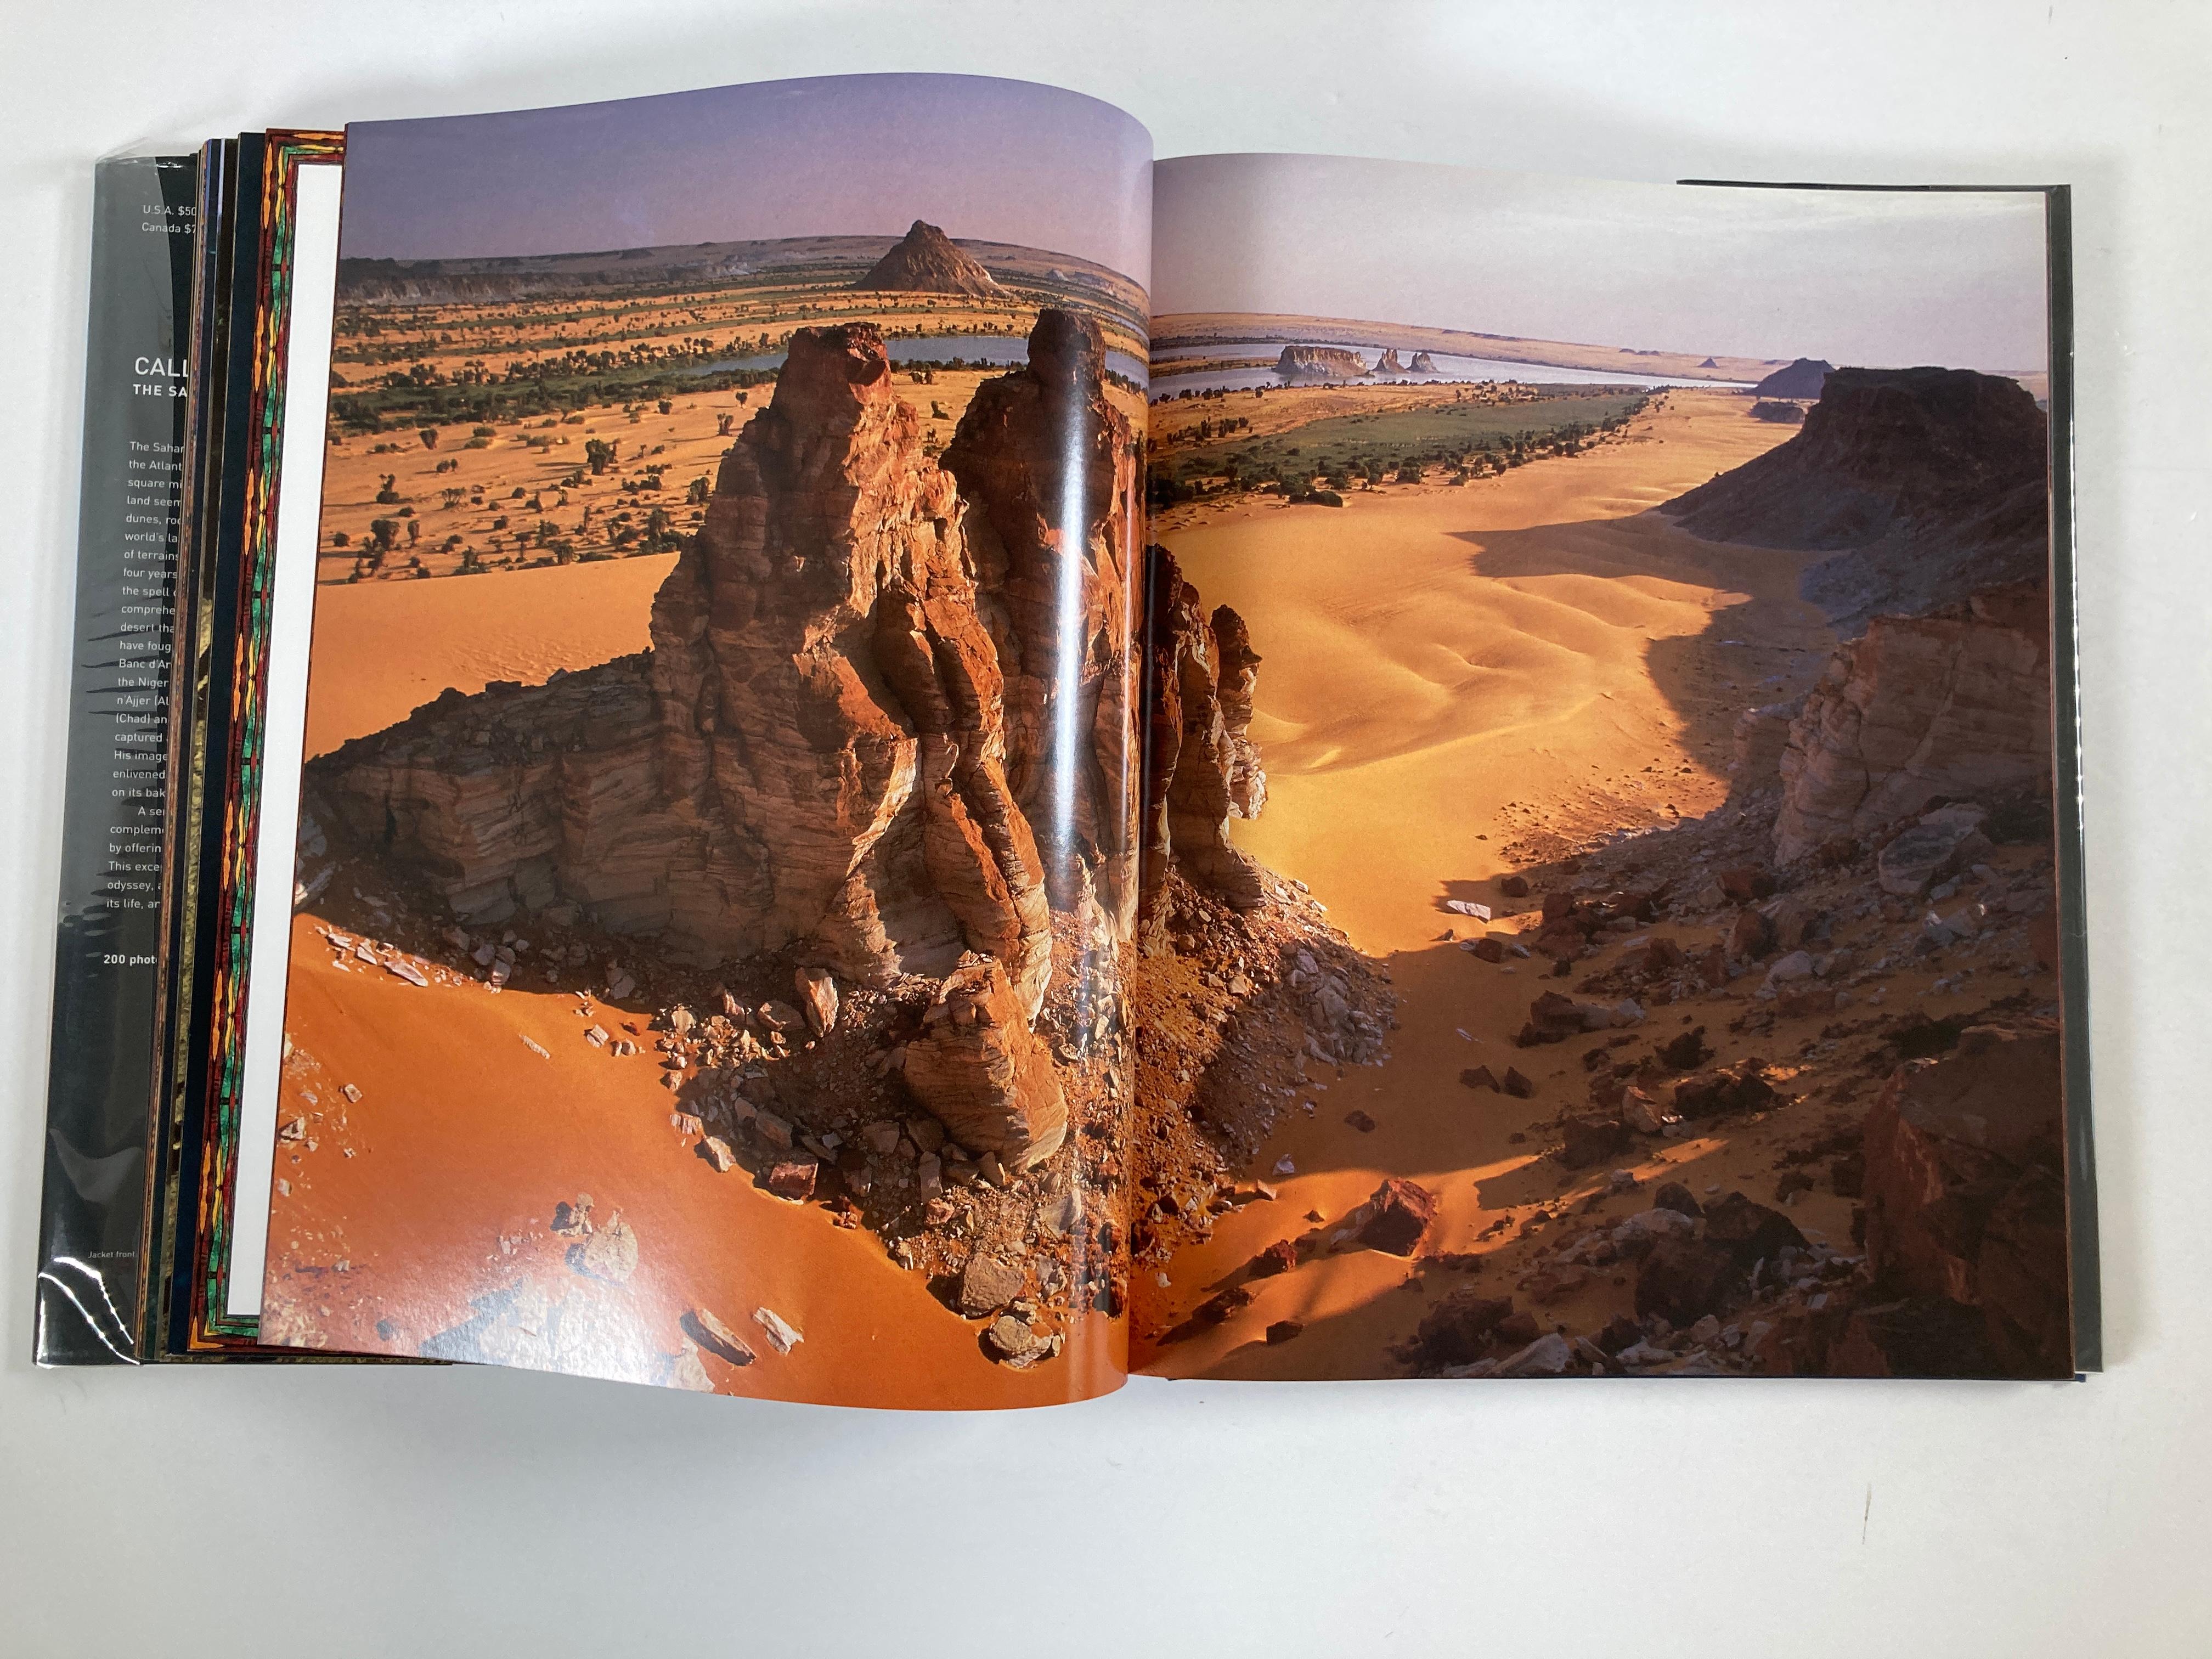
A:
[
  {"xmin": 1154, "ymin": 154, "xmax": 2049, "ymax": 372},
  {"xmin": 338, "ymin": 74, "xmax": 1152, "ymax": 285}
]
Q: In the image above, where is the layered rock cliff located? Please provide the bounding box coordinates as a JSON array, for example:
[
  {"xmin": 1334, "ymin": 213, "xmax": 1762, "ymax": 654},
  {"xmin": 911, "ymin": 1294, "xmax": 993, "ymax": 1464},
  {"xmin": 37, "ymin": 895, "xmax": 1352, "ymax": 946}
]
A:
[
  {"xmin": 308, "ymin": 312, "xmax": 1136, "ymax": 1161},
  {"xmin": 1275, "ymin": 345, "xmax": 1367, "ymax": 379},
  {"xmin": 644, "ymin": 319, "xmax": 1053, "ymax": 1009},
  {"xmin": 940, "ymin": 309, "xmax": 1141, "ymax": 933},
  {"xmin": 1664, "ymin": 366, "xmax": 2050, "ymax": 629},
  {"xmin": 1773, "ymin": 581, "xmax": 2051, "ymax": 863},
  {"xmin": 1139, "ymin": 545, "xmax": 1267, "ymax": 911}
]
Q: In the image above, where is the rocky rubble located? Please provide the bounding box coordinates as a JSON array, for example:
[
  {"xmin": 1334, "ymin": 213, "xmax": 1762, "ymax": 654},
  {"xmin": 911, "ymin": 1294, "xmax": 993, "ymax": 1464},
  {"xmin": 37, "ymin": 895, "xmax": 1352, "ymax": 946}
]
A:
[
  {"xmin": 1400, "ymin": 755, "xmax": 2069, "ymax": 1376},
  {"xmin": 1128, "ymin": 865, "xmax": 1398, "ymax": 1280}
]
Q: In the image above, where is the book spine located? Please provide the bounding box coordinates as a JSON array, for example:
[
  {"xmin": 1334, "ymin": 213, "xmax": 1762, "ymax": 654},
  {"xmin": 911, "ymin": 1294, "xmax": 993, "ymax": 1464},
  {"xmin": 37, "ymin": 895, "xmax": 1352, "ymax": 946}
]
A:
[{"xmin": 33, "ymin": 154, "xmax": 200, "ymax": 1365}]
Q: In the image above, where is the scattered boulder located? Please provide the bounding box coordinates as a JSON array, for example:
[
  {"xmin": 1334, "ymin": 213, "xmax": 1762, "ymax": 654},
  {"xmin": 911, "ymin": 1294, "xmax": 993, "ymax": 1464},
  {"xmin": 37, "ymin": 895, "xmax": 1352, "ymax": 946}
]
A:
[
  {"xmin": 1673, "ymin": 1062, "xmax": 1776, "ymax": 1120},
  {"xmin": 1635, "ymin": 1237, "xmax": 1740, "ymax": 1326},
  {"xmin": 1250, "ymin": 1238, "xmax": 1299, "ymax": 1277},
  {"xmin": 1700, "ymin": 1190, "xmax": 1809, "ymax": 1268},
  {"xmin": 575, "ymin": 1213, "xmax": 638, "ymax": 1283},
  {"xmin": 794, "ymin": 966, "xmax": 838, "ymax": 1035},
  {"xmin": 1728, "ymin": 906, "xmax": 1776, "ymax": 961},
  {"xmin": 1612, "ymin": 1206, "xmax": 1696, "ymax": 1258},
  {"xmin": 957, "ymin": 1254, "xmax": 1026, "ymax": 1317},
  {"xmin": 985, "ymin": 1314, "xmax": 1045, "ymax": 1361},
  {"xmin": 1652, "ymin": 1181, "xmax": 1704, "ymax": 1219},
  {"xmin": 1355, "ymin": 1177, "xmax": 1439, "ymax": 1256},
  {"xmin": 1404, "ymin": 1290, "xmax": 1517, "ymax": 1370},
  {"xmin": 681, "ymin": 1307, "xmax": 756, "ymax": 1367},
  {"xmin": 1193, "ymin": 1285, "xmax": 1255, "ymax": 1326},
  {"xmin": 1502, "ymin": 1068, "xmax": 1537, "ymax": 1099},
  {"xmin": 1594, "ymin": 1312, "xmax": 1645, "ymax": 1355},
  {"xmin": 902, "ymin": 959, "xmax": 1068, "ymax": 1167},
  {"xmin": 1495, "ymin": 1331, "xmax": 1575, "ymax": 1377},
  {"xmin": 1493, "ymin": 1308, "xmax": 1541, "ymax": 1346},
  {"xmin": 1876, "ymin": 809, "xmax": 1996, "ymax": 897},
  {"xmin": 1717, "ymin": 867, "xmax": 1776, "ymax": 903},
  {"xmin": 752, "ymin": 1307, "xmax": 803, "ymax": 1353},
  {"xmin": 764, "ymin": 1158, "xmax": 819, "ymax": 1200},
  {"xmin": 1560, "ymin": 1115, "xmax": 1631, "ymax": 1169},
  {"xmin": 1620, "ymin": 1086, "xmax": 1674, "ymax": 1136},
  {"xmin": 1517, "ymin": 990, "xmax": 1630, "ymax": 1046}
]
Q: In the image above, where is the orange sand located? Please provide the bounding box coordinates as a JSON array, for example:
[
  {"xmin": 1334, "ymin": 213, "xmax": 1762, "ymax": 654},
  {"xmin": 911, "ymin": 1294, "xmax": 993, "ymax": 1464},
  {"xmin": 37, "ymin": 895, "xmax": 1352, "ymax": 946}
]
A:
[
  {"xmin": 1165, "ymin": 390, "xmax": 1816, "ymax": 955},
  {"xmin": 300, "ymin": 554, "xmax": 675, "ymax": 757},
  {"xmin": 1138, "ymin": 389, "xmax": 1853, "ymax": 1377},
  {"xmin": 264, "ymin": 913, "xmax": 1119, "ymax": 1408}
]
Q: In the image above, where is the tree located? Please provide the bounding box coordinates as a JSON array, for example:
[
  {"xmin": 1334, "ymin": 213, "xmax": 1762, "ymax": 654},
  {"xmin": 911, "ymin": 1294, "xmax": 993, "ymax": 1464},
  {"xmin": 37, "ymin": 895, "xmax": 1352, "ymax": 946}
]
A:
[
  {"xmin": 585, "ymin": 438, "xmax": 615, "ymax": 475},
  {"xmin": 417, "ymin": 426, "xmax": 438, "ymax": 449},
  {"xmin": 369, "ymin": 518, "xmax": 398, "ymax": 552}
]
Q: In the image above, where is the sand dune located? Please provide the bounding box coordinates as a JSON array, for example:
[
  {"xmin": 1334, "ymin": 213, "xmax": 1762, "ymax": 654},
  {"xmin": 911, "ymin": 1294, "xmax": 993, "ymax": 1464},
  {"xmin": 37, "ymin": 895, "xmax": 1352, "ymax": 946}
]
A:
[
  {"xmin": 1164, "ymin": 389, "xmax": 1816, "ymax": 955},
  {"xmin": 300, "ymin": 554, "xmax": 676, "ymax": 758},
  {"xmin": 1139, "ymin": 390, "xmax": 1849, "ymax": 1379}
]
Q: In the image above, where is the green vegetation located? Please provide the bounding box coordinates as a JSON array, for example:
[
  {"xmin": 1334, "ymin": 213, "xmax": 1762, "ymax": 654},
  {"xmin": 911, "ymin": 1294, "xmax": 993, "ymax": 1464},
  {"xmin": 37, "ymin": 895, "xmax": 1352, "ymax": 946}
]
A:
[{"xmin": 1149, "ymin": 391, "xmax": 1647, "ymax": 507}]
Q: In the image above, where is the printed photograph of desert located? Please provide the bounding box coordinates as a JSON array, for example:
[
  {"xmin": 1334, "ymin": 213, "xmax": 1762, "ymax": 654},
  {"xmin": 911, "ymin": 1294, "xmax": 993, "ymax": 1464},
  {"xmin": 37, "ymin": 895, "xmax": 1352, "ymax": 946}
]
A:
[
  {"xmin": 1126, "ymin": 156, "xmax": 2076, "ymax": 1381},
  {"xmin": 256, "ymin": 75, "xmax": 1156, "ymax": 1407}
]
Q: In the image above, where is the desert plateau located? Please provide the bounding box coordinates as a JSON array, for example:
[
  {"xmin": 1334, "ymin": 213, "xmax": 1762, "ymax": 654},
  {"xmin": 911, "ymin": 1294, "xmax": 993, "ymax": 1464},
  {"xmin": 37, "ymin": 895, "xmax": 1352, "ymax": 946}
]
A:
[{"xmin": 1126, "ymin": 342, "xmax": 2072, "ymax": 1382}]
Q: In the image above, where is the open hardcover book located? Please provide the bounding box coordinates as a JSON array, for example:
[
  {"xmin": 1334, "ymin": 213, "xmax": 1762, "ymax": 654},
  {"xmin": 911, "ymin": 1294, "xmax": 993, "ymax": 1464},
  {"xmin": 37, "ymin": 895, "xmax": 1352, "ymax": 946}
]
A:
[{"xmin": 37, "ymin": 74, "xmax": 2092, "ymax": 1404}]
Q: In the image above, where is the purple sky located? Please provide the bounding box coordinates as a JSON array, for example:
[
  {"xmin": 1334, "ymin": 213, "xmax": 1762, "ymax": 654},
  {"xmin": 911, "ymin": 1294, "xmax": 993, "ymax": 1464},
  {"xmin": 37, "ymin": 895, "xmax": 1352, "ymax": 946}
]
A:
[
  {"xmin": 337, "ymin": 73, "xmax": 1152, "ymax": 285},
  {"xmin": 1155, "ymin": 155, "xmax": 2049, "ymax": 373}
]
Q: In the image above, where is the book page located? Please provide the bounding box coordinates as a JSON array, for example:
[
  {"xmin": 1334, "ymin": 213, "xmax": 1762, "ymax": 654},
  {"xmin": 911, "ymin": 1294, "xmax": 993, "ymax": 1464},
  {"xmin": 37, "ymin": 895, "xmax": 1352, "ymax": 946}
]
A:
[
  {"xmin": 249, "ymin": 74, "xmax": 1152, "ymax": 1406},
  {"xmin": 1132, "ymin": 153, "xmax": 2079, "ymax": 1381}
]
